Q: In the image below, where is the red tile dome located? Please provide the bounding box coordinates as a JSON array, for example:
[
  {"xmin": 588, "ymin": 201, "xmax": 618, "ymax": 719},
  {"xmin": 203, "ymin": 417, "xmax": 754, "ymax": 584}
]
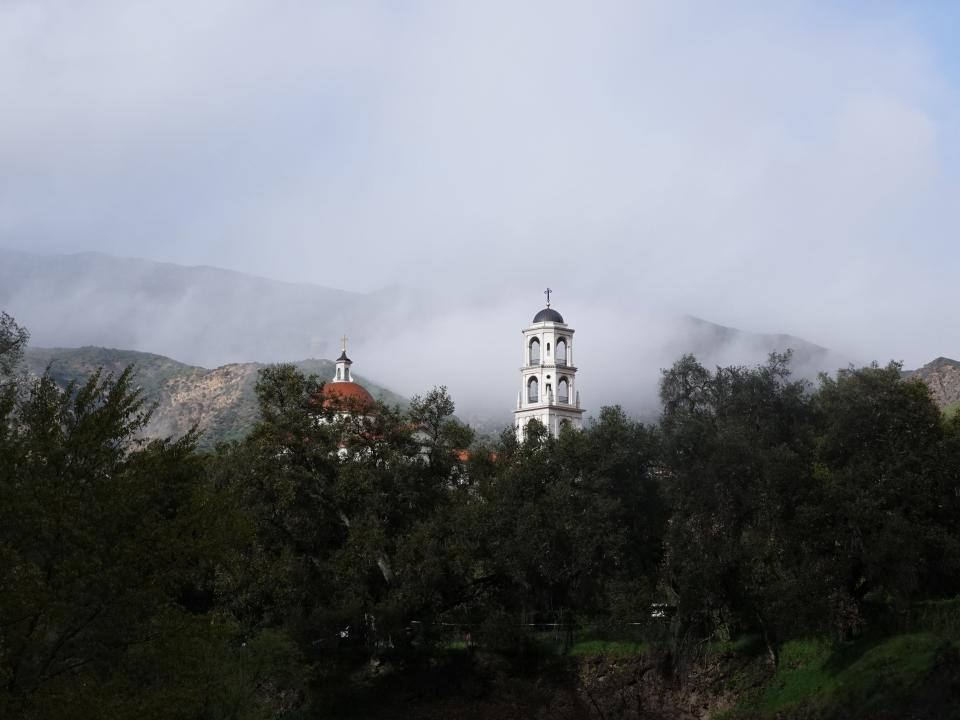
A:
[{"xmin": 319, "ymin": 381, "xmax": 376, "ymax": 413}]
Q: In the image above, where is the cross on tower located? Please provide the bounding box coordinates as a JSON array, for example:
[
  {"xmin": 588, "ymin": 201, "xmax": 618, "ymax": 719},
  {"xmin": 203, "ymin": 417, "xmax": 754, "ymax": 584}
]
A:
[
  {"xmin": 341, "ymin": 335, "xmax": 348, "ymax": 353},
  {"xmin": 544, "ymin": 288, "xmax": 552, "ymax": 307}
]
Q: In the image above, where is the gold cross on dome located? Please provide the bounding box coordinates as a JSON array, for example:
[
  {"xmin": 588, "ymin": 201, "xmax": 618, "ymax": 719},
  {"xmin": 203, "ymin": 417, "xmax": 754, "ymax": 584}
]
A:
[{"xmin": 341, "ymin": 335, "xmax": 348, "ymax": 352}]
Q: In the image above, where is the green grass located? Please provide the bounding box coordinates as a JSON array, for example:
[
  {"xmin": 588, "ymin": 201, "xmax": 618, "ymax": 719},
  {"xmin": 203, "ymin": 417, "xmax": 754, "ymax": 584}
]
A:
[
  {"xmin": 726, "ymin": 633, "xmax": 949, "ymax": 719},
  {"xmin": 913, "ymin": 597, "xmax": 960, "ymax": 641},
  {"xmin": 525, "ymin": 628, "xmax": 651, "ymax": 659},
  {"xmin": 568, "ymin": 639, "xmax": 649, "ymax": 658},
  {"xmin": 709, "ymin": 633, "xmax": 765, "ymax": 657}
]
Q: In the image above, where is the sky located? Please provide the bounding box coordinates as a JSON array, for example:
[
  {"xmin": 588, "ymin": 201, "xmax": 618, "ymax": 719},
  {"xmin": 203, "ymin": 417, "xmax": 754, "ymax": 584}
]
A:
[{"xmin": 2, "ymin": 0, "xmax": 960, "ymax": 370}]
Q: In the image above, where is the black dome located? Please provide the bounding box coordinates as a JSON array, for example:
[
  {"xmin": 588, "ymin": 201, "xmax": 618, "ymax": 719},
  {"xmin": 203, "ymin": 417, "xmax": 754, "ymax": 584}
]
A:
[{"xmin": 532, "ymin": 307, "xmax": 564, "ymax": 323}]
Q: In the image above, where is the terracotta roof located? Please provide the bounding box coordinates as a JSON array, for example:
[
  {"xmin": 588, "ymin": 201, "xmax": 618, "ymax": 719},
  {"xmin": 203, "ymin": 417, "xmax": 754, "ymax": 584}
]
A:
[
  {"xmin": 319, "ymin": 381, "xmax": 376, "ymax": 413},
  {"xmin": 452, "ymin": 449, "xmax": 498, "ymax": 462}
]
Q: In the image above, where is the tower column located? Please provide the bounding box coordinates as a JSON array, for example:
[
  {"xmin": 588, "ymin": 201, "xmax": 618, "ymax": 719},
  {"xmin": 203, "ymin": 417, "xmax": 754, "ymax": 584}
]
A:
[{"xmin": 513, "ymin": 292, "xmax": 585, "ymax": 441}]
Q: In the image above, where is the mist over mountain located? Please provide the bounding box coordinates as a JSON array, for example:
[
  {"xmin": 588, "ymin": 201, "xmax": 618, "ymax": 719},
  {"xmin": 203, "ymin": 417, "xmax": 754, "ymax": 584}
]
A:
[
  {"xmin": 2, "ymin": 249, "xmax": 853, "ymax": 424},
  {"xmin": 0, "ymin": 248, "xmax": 425, "ymax": 366}
]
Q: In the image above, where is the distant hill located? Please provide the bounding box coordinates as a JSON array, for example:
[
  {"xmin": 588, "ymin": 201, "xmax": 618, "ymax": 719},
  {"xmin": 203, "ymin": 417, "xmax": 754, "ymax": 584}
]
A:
[
  {"xmin": 25, "ymin": 346, "xmax": 408, "ymax": 448},
  {"xmin": 3, "ymin": 248, "xmax": 853, "ymax": 425},
  {"xmin": 903, "ymin": 357, "xmax": 960, "ymax": 415},
  {"xmin": 674, "ymin": 316, "xmax": 845, "ymax": 376},
  {"xmin": 0, "ymin": 248, "xmax": 425, "ymax": 369}
]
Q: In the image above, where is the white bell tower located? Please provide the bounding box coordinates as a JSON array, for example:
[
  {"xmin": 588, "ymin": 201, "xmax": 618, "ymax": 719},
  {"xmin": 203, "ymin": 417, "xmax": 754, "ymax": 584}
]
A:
[
  {"xmin": 333, "ymin": 334, "xmax": 352, "ymax": 382},
  {"xmin": 514, "ymin": 289, "xmax": 585, "ymax": 441}
]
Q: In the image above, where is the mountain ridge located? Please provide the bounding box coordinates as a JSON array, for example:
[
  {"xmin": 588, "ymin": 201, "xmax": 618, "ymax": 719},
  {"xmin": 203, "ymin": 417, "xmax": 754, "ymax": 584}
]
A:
[
  {"xmin": 903, "ymin": 356, "xmax": 960, "ymax": 414},
  {"xmin": 1, "ymin": 248, "xmax": 862, "ymax": 422},
  {"xmin": 25, "ymin": 346, "xmax": 408, "ymax": 448},
  {"xmin": 0, "ymin": 247, "xmax": 414, "ymax": 369},
  {"xmin": 24, "ymin": 344, "xmax": 959, "ymax": 448}
]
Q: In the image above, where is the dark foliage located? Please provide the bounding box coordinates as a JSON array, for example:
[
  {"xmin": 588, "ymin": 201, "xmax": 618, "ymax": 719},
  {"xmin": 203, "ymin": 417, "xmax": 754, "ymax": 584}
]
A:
[{"xmin": 1, "ymin": 310, "xmax": 957, "ymax": 718}]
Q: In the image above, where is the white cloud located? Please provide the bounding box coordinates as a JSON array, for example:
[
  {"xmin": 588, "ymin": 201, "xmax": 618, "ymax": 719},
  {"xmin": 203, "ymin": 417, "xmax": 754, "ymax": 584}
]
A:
[{"xmin": 1, "ymin": 0, "xmax": 959, "ymax": 369}]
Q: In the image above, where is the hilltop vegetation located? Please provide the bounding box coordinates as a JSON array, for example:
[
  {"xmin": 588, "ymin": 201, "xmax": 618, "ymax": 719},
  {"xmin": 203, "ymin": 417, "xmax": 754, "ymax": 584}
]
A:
[
  {"xmin": 2, "ymin": 312, "xmax": 959, "ymax": 719},
  {"xmin": 24, "ymin": 346, "xmax": 407, "ymax": 448},
  {"xmin": 904, "ymin": 356, "xmax": 960, "ymax": 415}
]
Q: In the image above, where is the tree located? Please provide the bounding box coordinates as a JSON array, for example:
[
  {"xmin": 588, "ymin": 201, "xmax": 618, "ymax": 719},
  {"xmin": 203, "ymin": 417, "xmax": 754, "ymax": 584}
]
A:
[
  {"xmin": 0, "ymin": 367, "xmax": 278, "ymax": 718},
  {"xmin": 564, "ymin": 406, "xmax": 666, "ymax": 626},
  {"xmin": 659, "ymin": 353, "xmax": 960, "ymax": 662},
  {"xmin": 408, "ymin": 385, "xmax": 473, "ymax": 477},
  {"xmin": 659, "ymin": 353, "xmax": 817, "ymax": 665},
  {"xmin": 211, "ymin": 365, "xmax": 343, "ymax": 632},
  {"xmin": 808, "ymin": 363, "xmax": 960, "ymax": 637},
  {"xmin": 213, "ymin": 366, "xmax": 475, "ymax": 698},
  {"xmin": 0, "ymin": 312, "xmax": 29, "ymax": 383},
  {"xmin": 451, "ymin": 420, "xmax": 625, "ymax": 651}
]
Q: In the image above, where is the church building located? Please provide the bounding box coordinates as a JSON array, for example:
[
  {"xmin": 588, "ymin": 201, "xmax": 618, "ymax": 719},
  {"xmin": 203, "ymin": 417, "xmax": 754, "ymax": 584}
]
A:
[
  {"xmin": 318, "ymin": 336, "xmax": 376, "ymax": 417},
  {"xmin": 514, "ymin": 290, "xmax": 584, "ymax": 440},
  {"xmin": 321, "ymin": 296, "xmax": 585, "ymax": 444}
]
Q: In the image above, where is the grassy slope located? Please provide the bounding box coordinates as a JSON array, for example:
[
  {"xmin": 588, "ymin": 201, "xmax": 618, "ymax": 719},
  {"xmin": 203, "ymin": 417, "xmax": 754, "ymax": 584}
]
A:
[
  {"xmin": 735, "ymin": 634, "xmax": 951, "ymax": 719},
  {"xmin": 717, "ymin": 601, "xmax": 960, "ymax": 720},
  {"xmin": 531, "ymin": 613, "xmax": 960, "ymax": 719}
]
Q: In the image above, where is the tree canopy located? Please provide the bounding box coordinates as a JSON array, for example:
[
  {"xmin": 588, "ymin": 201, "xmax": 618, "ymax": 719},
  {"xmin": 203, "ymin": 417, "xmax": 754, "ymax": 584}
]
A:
[{"xmin": 1, "ymin": 310, "xmax": 958, "ymax": 718}]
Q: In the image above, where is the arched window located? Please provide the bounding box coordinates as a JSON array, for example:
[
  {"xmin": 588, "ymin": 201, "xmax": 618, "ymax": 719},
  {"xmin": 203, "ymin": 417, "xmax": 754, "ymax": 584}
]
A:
[
  {"xmin": 527, "ymin": 376, "xmax": 539, "ymax": 403},
  {"xmin": 529, "ymin": 337, "xmax": 541, "ymax": 365},
  {"xmin": 556, "ymin": 338, "xmax": 567, "ymax": 366},
  {"xmin": 558, "ymin": 376, "xmax": 569, "ymax": 404},
  {"xmin": 336, "ymin": 367, "xmax": 342, "ymax": 380},
  {"xmin": 344, "ymin": 368, "xmax": 350, "ymax": 381}
]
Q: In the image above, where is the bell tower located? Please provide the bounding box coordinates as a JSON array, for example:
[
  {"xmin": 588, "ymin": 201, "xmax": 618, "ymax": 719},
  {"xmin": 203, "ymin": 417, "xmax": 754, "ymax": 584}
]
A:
[
  {"xmin": 514, "ymin": 289, "xmax": 585, "ymax": 440},
  {"xmin": 333, "ymin": 334, "xmax": 352, "ymax": 382}
]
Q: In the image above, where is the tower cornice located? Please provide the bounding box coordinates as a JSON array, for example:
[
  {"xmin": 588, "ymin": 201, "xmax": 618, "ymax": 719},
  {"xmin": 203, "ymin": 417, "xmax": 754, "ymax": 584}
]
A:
[{"xmin": 519, "ymin": 365, "xmax": 578, "ymax": 373}]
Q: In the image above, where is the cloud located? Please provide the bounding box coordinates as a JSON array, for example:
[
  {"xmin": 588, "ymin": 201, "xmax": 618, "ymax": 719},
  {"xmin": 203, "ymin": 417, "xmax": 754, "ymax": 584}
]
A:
[{"xmin": 1, "ymin": 0, "xmax": 959, "ymax": 369}]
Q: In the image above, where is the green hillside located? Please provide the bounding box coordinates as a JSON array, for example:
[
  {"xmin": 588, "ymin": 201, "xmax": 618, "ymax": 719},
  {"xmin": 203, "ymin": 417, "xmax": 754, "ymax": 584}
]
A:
[
  {"xmin": 27, "ymin": 345, "xmax": 207, "ymax": 396},
  {"xmin": 25, "ymin": 346, "xmax": 408, "ymax": 448},
  {"xmin": 903, "ymin": 356, "xmax": 960, "ymax": 415}
]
